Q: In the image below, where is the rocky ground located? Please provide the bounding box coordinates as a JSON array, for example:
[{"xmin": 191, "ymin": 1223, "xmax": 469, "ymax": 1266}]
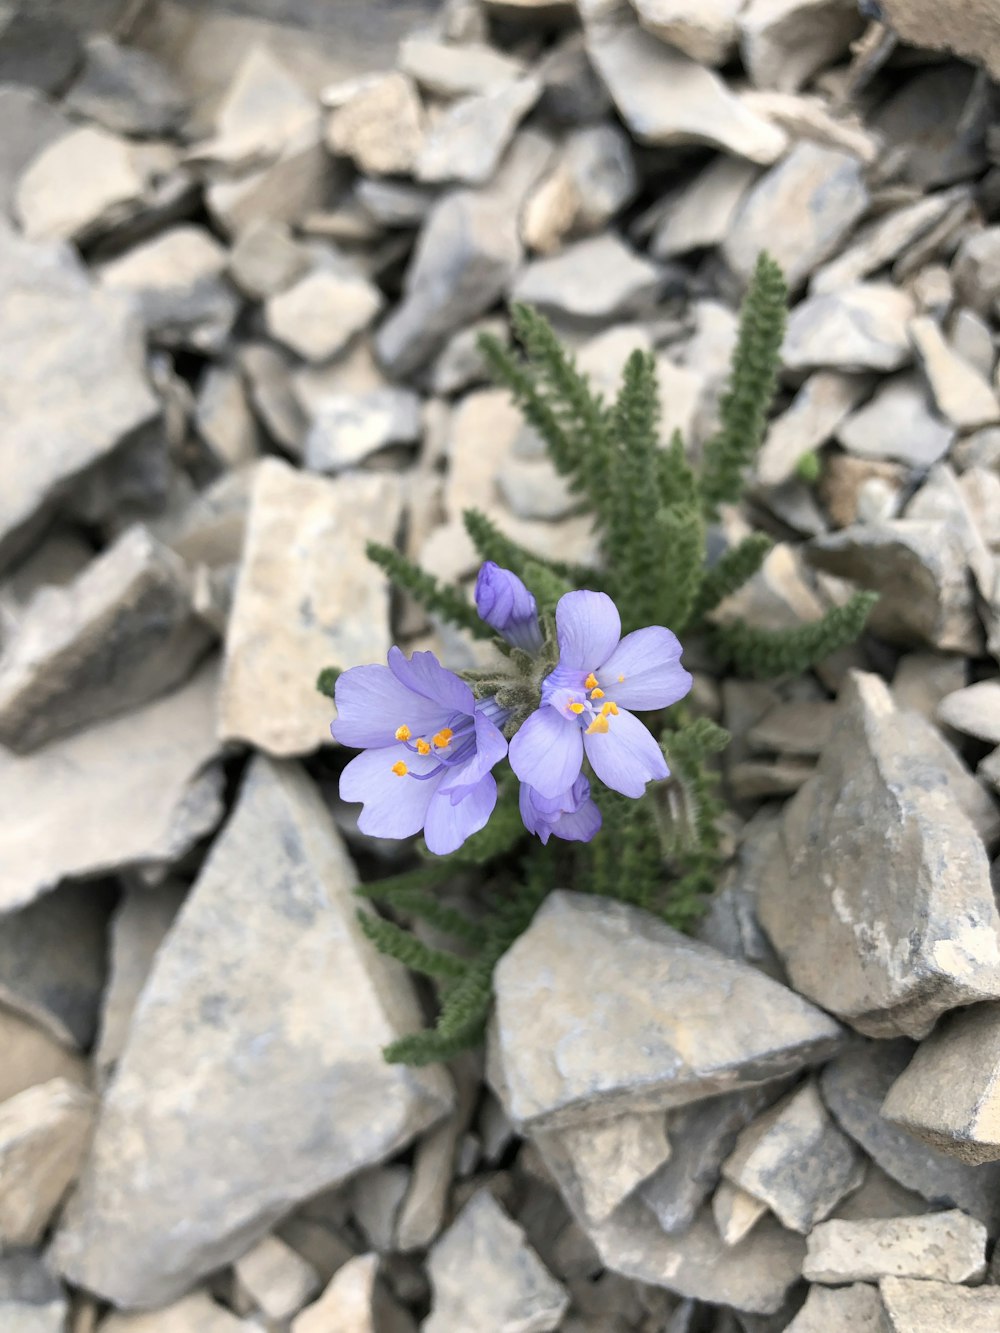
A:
[{"xmin": 4, "ymin": 0, "xmax": 1000, "ymax": 1329}]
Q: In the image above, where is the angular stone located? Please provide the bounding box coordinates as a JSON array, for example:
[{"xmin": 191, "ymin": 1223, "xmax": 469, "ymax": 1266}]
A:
[
  {"xmin": 721, "ymin": 1081, "xmax": 864, "ymax": 1234},
  {"xmin": 304, "ymin": 387, "xmax": 422, "ymax": 474},
  {"xmin": 712, "ymin": 1180, "xmax": 768, "ymax": 1246},
  {"xmin": 0, "ymin": 227, "xmax": 160, "ymax": 571},
  {"xmin": 423, "ymin": 1191, "xmax": 568, "ymax": 1333},
  {"xmin": 325, "ymin": 73, "xmax": 424, "ymax": 177},
  {"xmin": 498, "ymin": 458, "xmax": 577, "ymax": 521},
  {"xmin": 417, "ymin": 78, "xmax": 540, "ymax": 186},
  {"xmin": 239, "ymin": 343, "xmax": 306, "ymax": 454},
  {"xmin": 399, "ymin": 36, "xmax": 525, "ymax": 99},
  {"xmin": 220, "ymin": 460, "xmax": 399, "ymax": 756},
  {"xmin": 195, "ymin": 366, "xmax": 262, "ymax": 470},
  {"xmin": 0, "ymin": 1254, "xmax": 68, "ymax": 1333},
  {"xmin": 15, "ymin": 125, "xmax": 153, "ymax": 243},
  {"xmin": 195, "ymin": 44, "xmax": 317, "ymax": 170},
  {"xmin": 98, "ymin": 226, "xmax": 239, "ymax": 354},
  {"xmin": 830, "ymin": 1162, "xmax": 930, "ymax": 1222},
  {"xmin": 835, "ymin": 373, "xmax": 953, "ymax": 469},
  {"xmin": 892, "ymin": 651, "xmax": 967, "ymax": 723},
  {"xmin": 910, "ymin": 316, "xmax": 1000, "ymax": 431},
  {"xmin": 879, "ymin": 1275, "xmax": 1000, "ymax": 1333},
  {"xmin": 228, "ymin": 219, "xmax": 308, "ymax": 300},
  {"xmin": 99, "ymin": 1291, "xmax": 254, "ymax": 1332},
  {"xmin": 757, "ymin": 372, "xmax": 870, "ymax": 487},
  {"xmin": 206, "ymin": 124, "xmax": 328, "ymax": 239},
  {"xmin": 0, "ymin": 1008, "xmax": 88, "ymax": 1105},
  {"xmin": 759, "ymin": 672, "xmax": 1000, "ymax": 1039},
  {"xmin": 747, "ymin": 700, "xmax": 835, "ymax": 757},
  {"xmin": 0, "ymin": 85, "xmax": 72, "ymax": 216},
  {"xmin": 266, "ymin": 267, "xmax": 382, "ymax": 365},
  {"xmin": 523, "ymin": 124, "xmax": 637, "ymax": 254},
  {"xmin": 803, "ymin": 1209, "xmax": 986, "ymax": 1285},
  {"xmin": 724, "ymin": 143, "xmax": 868, "ymax": 291},
  {"xmin": 0, "ymin": 526, "xmax": 210, "ymax": 753},
  {"xmin": 0, "ymin": 663, "xmax": 223, "ymax": 915},
  {"xmin": 64, "ymin": 35, "xmax": 187, "ymax": 138},
  {"xmin": 952, "ymin": 227, "xmax": 1000, "ymax": 320},
  {"xmin": 53, "ymin": 757, "xmax": 452, "ymax": 1308},
  {"xmin": 0, "ymin": 9, "xmax": 81, "ymax": 96},
  {"xmin": 784, "ymin": 1282, "xmax": 885, "ymax": 1333},
  {"xmin": 783, "ymin": 285, "xmax": 915, "ymax": 373},
  {"xmin": 881, "ymin": 1004, "xmax": 1000, "ymax": 1164},
  {"xmin": 512, "ymin": 234, "xmax": 660, "ymax": 325},
  {"xmin": 937, "ymin": 682, "xmax": 1000, "ymax": 744},
  {"xmin": 649, "ymin": 156, "xmax": 758, "ymax": 260},
  {"xmin": 820, "ymin": 1040, "xmax": 1000, "ymax": 1229},
  {"xmin": 349, "ymin": 1165, "xmax": 409, "ymax": 1252},
  {"xmin": 292, "ymin": 1254, "xmax": 415, "ymax": 1333},
  {"xmin": 739, "ymin": 0, "xmax": 863, "ymax": 92},
  {"xmin": 812, "ymin": 192, "xmax": 969, "ymax": 296},
  {"xmin": 0, "ymin": 1078, "xmax": 95, "ymax": 1247},
  {"xmin": 490, "ymin": 891, "xmax": 841, "ymax": 1133},
  {"xmin": 585, "ymin": 16, "xmax": 787, "ymax": 163},
  {"xmin": 632, "ymin": 0, "xmax": 741, "ymax": 63},
  {"xmin": 375, "ymin": 190, "xmax": 520, "ymax": 377},
  {"xmin": 877, "ymin": 0, "xmax": 1000, "ymax": 85},
  {"xmin": 535, "ymin": 1111, "xmax": 671, "ymax": 1225},
  {"xmin": 233, "ymin": 1235, "xmax": 320, "ymax": 1322}
]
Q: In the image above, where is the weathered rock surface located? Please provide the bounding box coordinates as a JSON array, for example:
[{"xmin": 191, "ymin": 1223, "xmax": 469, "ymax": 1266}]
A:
[
  {"xmin": 52, "ymin": 756, "xmax": 453, "ymax": 1309},
  {"xmin": 99, "ymin": 1291, "xmax": 254, "ymax": 1332},
  {"xmin": 632, "ymin": 0, "xmax": 741, "ymax": 64},
  {"xmin": 325, "ymin": 72, "xmax": 424, "ymax": 177},
  {"xmin": 0, "ymin": 1007, "xmax": 88, "ymax": 1105},
  {"xmin": 712, "ymin": 1179, "xmax": 768, "ymax": 1246},
  {"xmin": 0, "ymin": 525, "xmax": 210, "ymax": 753},
  {"xmin": 15, "ymin": 125, "xmax": 153, "ymax": 242},
  {"xmin": 416, "ymin": 78, "xmax": 540, "ymax": 186},
  {"xmin": 649, "ymin": 156, "xmax": 758, "ymax": 259},
  {"xmin": 803, "ymin": 1209, "xmax": 986, "ymax": 1284},
  {"xmin": 784, "ymin": 1281, "xmax": 885, "ymax": 1333},
  {"xmin": 489, "ymin": 891, "xmax": 841, "ymax": 1133},
  {"xmin": 292, "ymin": 1253, "xmax": 415, "ymax": 1333},
  {"xmin": 0, "ymin": 1254, "xmax": 68, "ymax": 1333},
  {"xmin": 220, "ymin": 460, "xmax": 399, "ymax": 756},
  {"xmin": 534, "ymin": 1110, "xmax": 672, "ymax": 1225},
  {"xmin": 512, "ymin": 233, "xmax": 660, "ymax": 325},
  {"xmin": 233, "ymin": 1234, "xmax": 320, "ymax": 1323},
  {"xmin": 757, "ymin": 371, "xmax": 870, "ymax": 487},
  {"xmin": 0, "ymin": 226, "xmax": 160, "ymax": 571},
  {"xmin": 835, "ymin": 374, "xmax": 954, "ymax": 469},
  {"xmin": 522, "ymin": 124, "xmax": 637, "ymax": 254},
  {"xmin": 64, "ymin": 34, "xmax": 187, "ymax": 138},
  {"xmin": 304, "ymin": 386, "xmax": 422, "ymax": 474},
  {"xmin": 0, "ymin": 85, "xmax": 72, "ymax": 215},
  {"xmin": 266, "ymin": 267, "xmax": 383, "ymax": 364},
  {"xmin": 423, "ymin": 1190, "xmax": 568, "ymax": 1333},
  {"xmin": 937, "ymin": 681, "xmax": 1000, "ymax": 743},
  {"xmin": 783, "ymin": 285, "xmax": 915, "ymax": 373},
  {"xmin": 0, "ymin": 1078, "xmax": 95, "ymax": 1247},
  {"xmin": 878, "ymin": 0, "xmax": 1000, "ymax": 84},
  {"xmin": 0, "ymin": 662, "xmax": 223, "ymax": 915},
  {"xmin": 879, "ymin": 1275, "xmax": 1000, "ymax": 1332},
  {"xmin": 399, "ymin": 36, "xmax": 526, "ymax": 98},
  {"xmin": 910, "ymin": 315, "xmax": 1000, "ymax": 431},
  {"xmin": 740, "ymin": 0, "xmax": 863, "ymax": 92},
  {"xmin": 759, "ymin": 672, "xmax": 1000, "ymax": 1039}
]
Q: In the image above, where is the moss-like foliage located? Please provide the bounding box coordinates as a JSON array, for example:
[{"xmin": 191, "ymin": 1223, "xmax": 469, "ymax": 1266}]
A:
[{"xmin": 321, "ymin": 253, "xmax": 876, "ymax": 1065}]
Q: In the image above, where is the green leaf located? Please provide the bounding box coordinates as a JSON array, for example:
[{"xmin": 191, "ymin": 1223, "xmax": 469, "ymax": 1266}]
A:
[
  {"xmin": 316, "ymin": 666, "xmax": 341, "ymax": 699},
  {"xmin": 366, "ymin": 541, "xmax": 492, "ymax": 639},
  {"xmin": 713, "ymin": 590, "xmax": 879, "ymax": 679}
]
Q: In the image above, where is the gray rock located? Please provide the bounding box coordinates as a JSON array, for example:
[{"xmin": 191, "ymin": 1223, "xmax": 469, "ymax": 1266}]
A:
[
  {"xmin": 829, "ymin": 1162, "xmax": 929, "ymax": 1222},
  {"xmin": 423, "ymin": 1190, "xmax": 568, "ymax": 1333},
  {"xmin": 100, "ymin": 1290, "xmax": 256, "ymax": 1331},
  {"xmin": 0, "ymin": 1078, "xmax": 96, "ymax": 1248},
  {"xmin": 910, "ymin": 315, "xmax": 1000, "ymax": 431},
  {"xmin": 0, "ymin": 9, "xmax": 81, "ymax": 95},
  {"xmin": 98, "ymin": 226, "xmax": 240, "ymax": 354},
  {"xmin": 880, "ymin": 1003, "xmax": 1000, "ymax": 1164},
  {"xmin": 375, "ymin": 189, "xmax": 521, "ymax": 377},
  {"xmin": 15, "ymin": 126, "xmax": 153, "ymax": 243},
  {"xmin": 221, "ymin": 460, "xmax": 400, "ymax": 756},
  {"xmin": 784, "ymin": 1282, "xmax": 886, "ymax": 1333},
  {"xmin": 739, "ymin": 0, "xmax": 864, "ymax": 93},
  {"xmin": 879, "ymin": 1275, "xmax": 1000, "ymax": 1333},
  {"xmin": 0, "ymin": 227, "xmax": 160, "ymax": 572},
  {"xmin": 228, "ymin": 219, "xmax": 309, "ymax": 300},
  {"xmin": 432, "ymin": 318, "xmax": 507, "ymax": 396},
  {"xmin": 712, "ymin": 1180, "xmax": 768, "ymax": 1246},
  {"xmin": 949, "ymin": 310, "xmax": 995, "ymax": 382},
  {"xmin": 356, "ymin": 177, "xmax": 436, "ymax": 229},
  {"xmin": 649, "ymin": 156, "xmax": 759, "ymax": 260},
  {"xmin": 835, "ymin": 373, "xmax": 954, "ymax": 469},
  {"xmin": 0, "ymin": 1253, "xmax": 68, "ymax": 1333},
  {"xmin": 233, "ymin": 1234, "xmax": 320, "ymax": 1322},
  {"xmin": 803, "ymin": 1209, "xmax": 986, "ymax": 1285},
  {"xmin": 724, "ymin": 143, "xmax": 868, "ymax": 291},
  {"xmin": 758, "ymin": 672, "xmax": 1000, "ymax": 1039},
  {"xmin": 809, "ymin": 523, "xmax": 981, "ymax": 654},
  {"xmin": 349, "ymin": 1165, "xmax": 410, "ymax": 1252},
  {"xmin": 512, "ymin": 234, "xmax": 660, "ymax": 325},
  {"xmin": 239, "ymin": 342, "xmax": 306, "ymax": 454},
  {"xmin": 498, "ymin": 459, "xmax": 577, "ymax": 521},
  {"xmin": 292, "ymin": 1253, "xmax": 415, "ymax": 1333},
  {"xmin": 195, "ymin": 44, "xmax": 318, "ymax": 172},
  {"xmin": 952, "ymin": 227, "xmax": 1000, "ymax": 320},
  {"xmin": 489, "ymin": 891, "xmax": 841, "ymax": 1133},
  {"xmin": 747, "ymin": 700, "xmax": 836, "ymax": 757},
  {"xmin": 0, "ymin": 85, "xmax": 71, "ymax": 216},
  {"xmin": 522, "ymin": 124, "xmax": 637, "ymax": 254},
  {"xmin": 64, "ymin": 35, "xmax": 187, "ymax": 137},
  {"xmin": 632, "ymin": 0, "xmax": 741, "ymax": 63},
  {"xmin": 304, "ymin": 387, "xmax": 423, "ymax": 473},
  {"xmin": 266, "ymin": 266, "xmax": 383, "ymax": 364},
  {"xmin": 758, "ymin": 372, "xmax": 870, "ymax": 487},
  {"xmin": 584, "ymin": 14, "xmax": 787, "ymax": 162},
  {"xmin": 534, "ymin": 1111, "xmax": 672, "ymax": 1226},
  {"xmin": 417, "ymin": 78, "xmax": 540, "ymax": 186},
  {"xmin": 536, "ymin": 31, "xmax": 611, "ymax": 126},
  {"xmin": 0, "ymin": 1008, "xmax": 88, "ymax": 1107},
  {"xmin": 0, "ymin": 661, "xmax": 224, "ymax": 915},
  {"xmin": 871, "ymin": 64, "xmax": 987, "ymax": 192},
  {"xmin": 195, "ymin": 366, "xmax": 263, "ymax": 470},
  {"xmin": 820, "ymin": 1040, "xmax": 1000, "ymax": 1229},
  {"xmin": 399, "ymin": 36, "xmax": 526, "ymax": 98},
  {"xmin": 938, "ymin": 681, "xmax": 1000, "ymax": 744},
  {"xmin": 155, "ymin": 467, "xmax": 255, "ymax": 573},
  {"xmin": 53, "ymin": 757, "xmax": 453, "ymax": 1309},
  {"xmin": 722, "ymin": 1081, "xmax": 865, "ymax": 1233},
  {"xmin": 325, "ymin": 72, "xmax": 424, "ymax": 177},
  {"xmin": 892, "ymin": 651, "xmax": 967, "ymax": 723},
  {"xmin": 206, "ymin": 123, "xmax": 328, "ymax": 240},
  {"xmin": 0, "ymin": 525, "xmax": 211, "ymax": 752},
  {"xmin": 783, "ymin": 285, "xmax": 915, "ymax": 373}
]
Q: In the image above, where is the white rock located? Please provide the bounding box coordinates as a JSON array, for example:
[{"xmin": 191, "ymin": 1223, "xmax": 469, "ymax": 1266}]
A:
[
  {"xmin": 512, "ymin": 233, "xmax": 660, "ymax": 324},
  {"xmin": 757, "ymin": 372, "xmax": 870, "ymax": 487},
  {"xmin": 632, "ymin": 0, "xmax": 742, "ymax": 63},
  {"xmin": 0, "ymin": 1008, "xmax": 87, "ymax": 1106},
  {"xmin": 0, "ymin": 1078, "xmax": 95, "ymax": 1247},
  {"xmin": 417, "ymin": 78, "xmax": 540, "ymax": 186},
  {"xmin": 938, "ymin": 681, "xmax": 1000, "ymax": 744},
  {"xmin": 712, "ymin": 1179, "xmax": 768, "ymax": 1246},
  {"xmin": 266, "ymin": 267, "xmax": 383, "ymax": 364},
  {"xmin": 99, "ymin": 1291, "xmax": 254, "ymax": 1332},
  {"xmin": 221, "ymin": 460, "xmax": 399, "ymax": 756},
  {"xmin": 783, "ymin": 285, "xmax": 915, "ymax": 373},
  {"xmin": 398, "ymin": 36, "xmax": 526, "ymax": 98},
  {"xmin": 0, "ymin": 85, "xmax": 72, "ymax": 216},
  {"xmin": 803, "ymin": 1209, "xmax": 986, "ymax": 1284},
  {"xmin": 879, "ymin": 1275, "xmax": 1000, "ymax": 1333},
  {"xmin": 206, "ymin": 124, "xmax": 327, "ymax": 239},
  {"xmin": 195, "ymin": 365, "xmax": 263, "ymax": 469},
  {"xmin": 304, "ymin": 387, "xmax": 422, "ymax": 474},
  {"xmin": 228, "ymin": 219, "xmax": 309, "ymax": 299},
  {"xmin": 740, "ymin": 0, "xmax": 863, "ymax": 92},
  {"xmin": 522, "ymin": 124, "xmax": 637, "ymax": 253},
  {"xmin": 535, "ymin": 1110, "xmax": 671, "ymax": 1225},
  {"xmin": 292, "ymin": 1254, "xmax": 415, "ymax": 1333},
  {"xmin": 197, "ymin": 44, "xmax": 318, "ymax": 169},
  {"xmin": 16, "ymin": 126, "xmax": 151, "ymax": 242},
  {"xmin": 910, "ymin": 315, "xmax": 1000, "ymax": 430},
  {"xmin": 233, "ymin": 1235, "xmax": 320, "ymax": 1322},
  {"xmin": 650, "ymin": 156, "xmax": 759, "ymax": 260},
  {"xmin": 325, "ymin": 72, "xmax": 424, "ymax": 177},
  {"xmin": 784, "ymin": 1282, "xmax": 885, "ymax": 1333},
  {"xmin": 350, "ymin": 1164, "xmax": 410, "ymax": 1252},
  {"xmin": 52, "ymin": 756, "xmax": 453, "ymax": 1309},
  {"xmin": 835, "ymin": 373, "xmax": 954, "ymax": 468},
  {"xmin": 0, "ymin": 1255, "xmax": 68, "ymax": 1333}
]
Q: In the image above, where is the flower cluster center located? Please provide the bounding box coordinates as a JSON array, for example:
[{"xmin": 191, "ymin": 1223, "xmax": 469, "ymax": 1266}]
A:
[
  {"xmin": 391, "ymin": 716, "xmax": 473, "ymax": 778},
  {"xmin": 543, "ymin": 667, "xmax": 623, "ymax": 735}
]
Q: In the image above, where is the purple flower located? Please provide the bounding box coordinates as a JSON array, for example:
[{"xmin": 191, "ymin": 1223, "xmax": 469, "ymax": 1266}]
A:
[
  {"xmin": 519, "ymin": 775, "xmax": 602, "ymax": 845},
  {"xmin": 509, "ymin": 590, "xmax": 692, "ymax": 801},
  {"xmin": 474, "ymin": 561, "xmax": 544, "ymax": 654},
  {"xmin": 331, "ymin": 647, "xmax": 508, "ymax": 855}
]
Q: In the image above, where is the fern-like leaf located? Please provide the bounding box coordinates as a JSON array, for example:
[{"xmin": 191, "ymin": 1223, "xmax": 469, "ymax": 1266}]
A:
[
  {"xmin": 316, "ymin": 666, "xmax": 341, "ymax": 699},
  {"xmin": 691, "ymin": 533, "xmax": 773, "ymax": 624},
  {"xmin": 366, "ymin": 541, "xmax": 492, "ymax": 639},
  {"xmin": 713, "ymin": 590, "xmax": 878, "ymax": 679},
  {"xmin": 357, "ymin": 910, "xmax": 468, "ymax": 980}
]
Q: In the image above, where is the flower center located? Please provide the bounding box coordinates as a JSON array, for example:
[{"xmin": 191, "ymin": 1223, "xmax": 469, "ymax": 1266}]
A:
[
  {"xmin": 542, "ymin": 666, "xmax": 621, "ymax": 733},
  {"xmin": 390, "ymin": 699, "xmax": 509, "ymax": 781}
]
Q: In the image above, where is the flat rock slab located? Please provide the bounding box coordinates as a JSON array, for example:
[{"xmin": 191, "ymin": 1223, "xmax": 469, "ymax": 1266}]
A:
[
  {"xmin": 836, "ymin": 372, "xmax": 954, "ymax": 469},
  {"xmin": 0, "ymin": 1077, "xmax": 95, "ymax": 1248},
  {"xmin": 220, "ymin": 459, "xmax": 399, "ymax": 757},
  {"xmin": 0, "ymin": 225, "xmax": 159, "ymax": 571},
  {"xmin": 416, "ymin": 77, "xmax": 540, "ymax": 186},
  {"xmin": 0, "ymin": 662, "xmax": 224, "ymax": 915},
  {"xmin": 0, "ymin": 1008, "xmax": 88, "ymax": 1106},
  {"xmin": 512, "ymin": 233, "xmax": 661, "ymax": 324},
  {"xmin": 99, "ymin": 1291, "xmax": 255, "ymax": 1331},
  {"xmin": 879, "ymin": 1275, "xmax": 1000, "ymax": 1333},
  {"xmin": 292, "ymin": 1253, "xmax": 415, "ymax": 1333},
  {"xmin": 783, "ymin": 284, "xmax": 915, "ymax": 373},
  {"xmin": 52, "ymin": 756, "xmax": 452, "ymax": 1309},
  {"xmin": 803, "ymin": 1209, "xmax": 986, "ymax": 1284},
  {"xmin": 785, "ymin": 1282, "xmax": 885, "ymax": 1332},
  {"xmin": 423, "ymin": 1190, "xmax": 568, "ymax": 1333},
  {"xmin": 937, "ymin": 680, "xmax": 1000, "ymax": 744},
  {"xmin": 534, "ymin": 1109, "xmax": 672, "ymax": 1225},
  {"xmin": 739, "ymin": 0, "xmax": 863, "ymax": 92},
  {"xmin": 758, "ymin": 672, "xmax": 1000, "ymax": 1039},
  {"xmin": 489, "ymin": 890, "xmax": 842, "ymax": 1133}
]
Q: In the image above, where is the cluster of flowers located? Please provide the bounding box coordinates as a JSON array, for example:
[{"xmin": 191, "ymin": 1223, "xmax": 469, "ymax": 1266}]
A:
[{"xmin": 330, "ymin": 564, "xmax": 693, "ymax": 855}]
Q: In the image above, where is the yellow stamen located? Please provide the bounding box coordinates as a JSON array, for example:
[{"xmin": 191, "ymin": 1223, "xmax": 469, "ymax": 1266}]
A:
[
  {"xmin": 432, "ymin": 728, "xmax": 453, "ymax": 749},
  {"xmin": 568, "ymin": 702, "xmax": 585, "ymax": 715},
  {"xmin": 602, "ymin": 701, "xmax": 619, "ymax": 716},
  {"xmin": 590, "ymin": 687, "xmax": 605, "ymax": 699},
  {"xmin": 617, "ymin": 674, "xmax": 625, "ymax": 683},
  {"xmin": 391, "ymin": 760, "xmax": 408, "ymax": 776},
  {"xmin": 584, "ymin": 673, "xmax": 599, "ymax": 690},
  {"xmin": 415, "ymin": 738, "xmax": 431, "ymax": 755},
  {"xmin": 394, "ymin": 724, "xmax": 411, "ymax": 742},
  {"xmin": 586, "ymin": 715, "xmax": 609, "ymax": 735}
]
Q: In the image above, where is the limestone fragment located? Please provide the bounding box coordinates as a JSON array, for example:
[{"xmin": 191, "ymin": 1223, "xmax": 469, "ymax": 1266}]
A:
[
  {"xmin": 15, "ymin": 126, "xmax": 152, "ymax": 243},
  {"xmin": 711, "ymin": 1180, "xmax": 768, "ymax": 1246},
  {"xmin": 522, "ymin": 124, "xmax": 637, "ymax": 254},
  {"xmin": 512, "ymin": 234, "xmax": 661, "ymax": 325},
  {"xmin": 423, "ymin": 1191, "xmax": 568, "ymax": 1333},
  {"xmin": 534, "ymin": 1111, "xmax": 672, "ymax": 1225},
  {"xmin": 757, "ymin": 372, "xmax": 870, "ymax": 487},
  {"xmin": 0, "ymin": 86, "xmax": 72, "ymax": 215},
  {"xmin": 803, "ymin": 1209, "xmax": 986, "ymax": 1285},
  {"xmin": 877, "ymin": 0, "xmax": 1000, "ymax": 85},
  {"xmin": 195, "ymin": 365, "xmax": 262, "ymax": 470},
  {"xmin": 812, "ymin": 192, "xmax": 970, "ymax": 295},
  {"xmin": 910, "ymin": 315, "xmax": 1000, "ymax": 430},
  {"xmin": 740, "ymin": 0, "xmax": 864, "ymax": 92},
  {"xmin": 937, "ymin": 682, "xmax": 1000, "ymax": 744},
  {"xmin": 292, "ymin": 1254, "xmax": 416, "ymax": 1333},
  {"xmin": 417, "ymin": 78, "xmax": 540, "ymax": 186},
  {"xmin": 399, "ymin": 36, "xmax": 526, "ymax": 98},
  {"xmin": 99, "ymin": 1292, "xmax": 253, "ymax": 1332},
  {"xmin": 649, "ymin": 156, "xmax": 759, "ymax": 260},
  {"xmin": 835, "ymin": 374, "xmax": 953, "ymax": 469},
  {"xmin": 325, "ymin": 73, "xmax": 424, "ymax": 177},
  {"xmin": 0, "ymin": 1254, "xmax": 68, "ymax": 1333},
  {"xmin": 304, "ymin": 387, "xmax": 422, "ymax": 474},
  {"xmin": 266, "ymin": 267, "xmax": 383, "ymax": 364},
  {"xmin": 952, "ymin": 227, "xmax": 1000, "ymax": 319},
  {"xmin": 0, "ymin": 1078, "xmax": 95, "ymax": 1247},
  {"xmin": 64, "ymin": 35, "xmax": 186, "ymax": 138},
  {"xmin": 233, "ymin": 1235, "xmax": 320, "ymax": 1323},
  {"xmin": 194, "ymin": 44, "xmax": 317, "ymax": 170},
  {"xmin": 0, "ymin": 1007, "xmax": 87, "ymax": 1105},
  {"xmin": 228, "ymin": 219, "xmax": 308, "ymax": 299},
  {"xmin": 52, "ymin": 757, "xmax": 452, "ymax": 1309},
  {"xmin": 783, "ymin": 285, "xmax": 914, "ymax": 373},
  {"xmin": 879, "ymin": 1275, "xmax": 1000, "ymax": 1333},
  {"xmin": 632, "ymin": 0, "xmax": 741, "ymax": 63},
  {"xmin": 784, "ymin": 1282, "xmax": 885, "ymax": 1333}
]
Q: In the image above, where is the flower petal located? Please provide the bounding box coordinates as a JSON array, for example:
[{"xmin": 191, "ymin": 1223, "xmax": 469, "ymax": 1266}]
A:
[
  {"xmin": 551, "ymin": 794, "xmax": 602, "ymax": 844},
  {"xmin": 597, "ymin": 626, "xmax": 693, "ymax": 712},
  {"xmin": 340, "ymin": 743, "xmax": 441, "ymax": 838},
  {"xmin": 555, "ymin": 590, "xmax": 621, "ymax": 672},
  {"xmin": 331, "ymin": 664, "xmax": 448, "ymax": 748},
  {"xmin": 387, "ymin": 646, "xmax": 475, "ymax": 717},
  {"xmin": 583, "ymin": 707, "xmax": 669, "ymax": 798},
  {"xmin": 424, "ymin": 773, "xmax": 497, "ymax": 855},
  {"xmin": 509, "ymin": 706, "xmax": 584, "ymax": 799},
  {"xmin": 438, "ymin": 708, "xmax": 508, "ymax": 801}
]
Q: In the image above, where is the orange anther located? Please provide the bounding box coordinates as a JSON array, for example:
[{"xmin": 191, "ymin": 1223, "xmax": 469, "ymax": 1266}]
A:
[
  {"xmin": 394, "ymin": 724, "xmax": 411, "ymax": 742},
  {"xmin": 391, "ymin": 760, "xmax": 408, "ymax": 776}
]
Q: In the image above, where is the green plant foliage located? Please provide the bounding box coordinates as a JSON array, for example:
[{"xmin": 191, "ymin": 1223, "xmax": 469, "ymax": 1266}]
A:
[
  {"xmin": 335, "ymin": 250, "xmax": 878, "ymax": 1067},
  {"xmin": 315, "ymin": 666, "xmax": 341, "ymax": 699}
]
